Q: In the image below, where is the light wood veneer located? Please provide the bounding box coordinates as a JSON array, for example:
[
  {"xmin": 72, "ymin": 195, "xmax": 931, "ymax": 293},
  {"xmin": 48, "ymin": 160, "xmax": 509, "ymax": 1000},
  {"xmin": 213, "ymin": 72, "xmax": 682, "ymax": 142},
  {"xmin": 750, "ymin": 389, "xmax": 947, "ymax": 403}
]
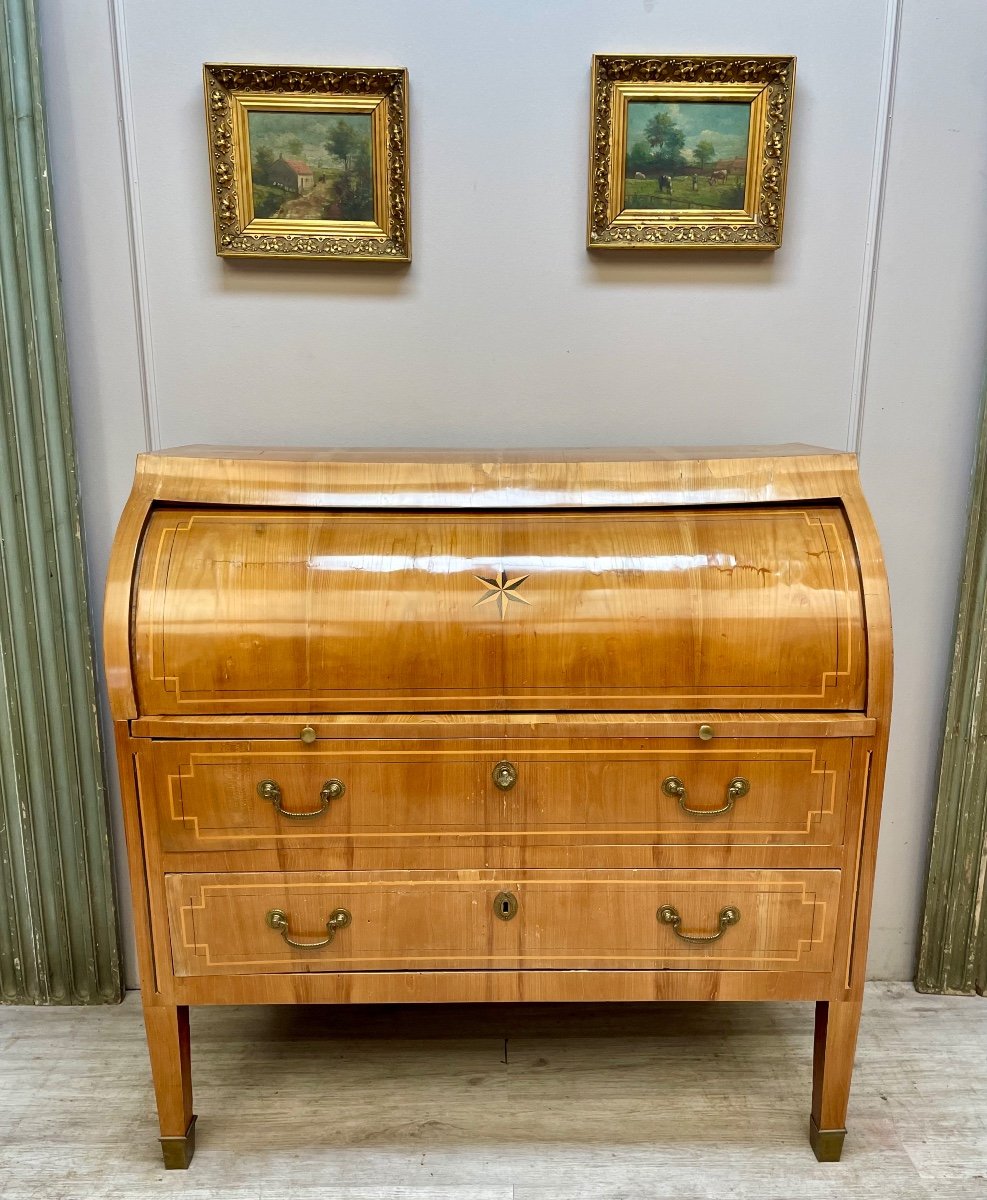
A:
[
  {"xmin": 133, "ymin": 505, "xmax": 864, "ymax": 713},
  {"xmin": 142, "ymin": 737, "xmax": 851, "ymax": 854},
  {"xmin": 166, "ymin": 869, "xmax": 840, "ymax": 976},
  {"xmin": 104, "ymin": 446, "xmax": 892, "ymax": 1168}
]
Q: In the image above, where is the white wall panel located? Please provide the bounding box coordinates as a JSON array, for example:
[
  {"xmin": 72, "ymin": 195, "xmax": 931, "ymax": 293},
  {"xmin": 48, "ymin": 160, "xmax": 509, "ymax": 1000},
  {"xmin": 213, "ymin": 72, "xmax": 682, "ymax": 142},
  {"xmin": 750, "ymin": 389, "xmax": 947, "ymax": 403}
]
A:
[
  {"xmin": 858, "ymin": 0, "xmax": 987, "ymax": 979},
  {"xmin": 114, "ymin": 0, "xmax": 888, "ymax": 449},
  {"xmin": 36, "ymin": 0, "xmax": 987, "ymax": 982}
]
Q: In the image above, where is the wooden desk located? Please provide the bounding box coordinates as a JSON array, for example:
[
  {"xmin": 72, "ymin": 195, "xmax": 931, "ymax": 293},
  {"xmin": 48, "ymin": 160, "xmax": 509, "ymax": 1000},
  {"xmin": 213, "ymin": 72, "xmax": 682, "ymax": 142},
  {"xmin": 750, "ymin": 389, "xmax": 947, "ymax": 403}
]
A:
[{"xmin": 104, "ymin": 445, "xmax": 891, "ymax": 1166}]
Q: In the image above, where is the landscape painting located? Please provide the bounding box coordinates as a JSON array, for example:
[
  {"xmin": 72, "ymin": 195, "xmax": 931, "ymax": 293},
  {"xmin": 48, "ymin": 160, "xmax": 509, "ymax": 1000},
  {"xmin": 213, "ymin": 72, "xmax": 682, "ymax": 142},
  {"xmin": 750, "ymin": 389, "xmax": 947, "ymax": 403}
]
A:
[
  {"xmin": 247, "ymin": 110, "xmax": 374, "ymax": 222},
  {"xmin": 623, "ymin": 100, "xmax": 751, "ymax": 211}
]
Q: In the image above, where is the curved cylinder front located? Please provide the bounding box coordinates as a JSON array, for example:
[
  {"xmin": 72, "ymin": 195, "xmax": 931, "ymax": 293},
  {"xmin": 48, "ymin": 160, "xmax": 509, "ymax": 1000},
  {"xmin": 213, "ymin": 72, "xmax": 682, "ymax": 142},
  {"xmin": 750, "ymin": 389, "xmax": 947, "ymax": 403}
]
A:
[{"xmin": 130, "ymin": 504, "xmax": 867, "ymax": 715}]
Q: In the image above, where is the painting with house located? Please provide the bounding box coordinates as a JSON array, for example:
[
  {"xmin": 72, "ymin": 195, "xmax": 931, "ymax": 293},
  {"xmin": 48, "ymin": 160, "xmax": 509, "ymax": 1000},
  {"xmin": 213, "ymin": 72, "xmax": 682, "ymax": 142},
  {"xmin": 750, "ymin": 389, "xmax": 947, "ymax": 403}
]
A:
[
  {"xmin": 623, "ymin": 100, "xmax": 750, "ymax": 212},
  {"xmin": 247, "ymin": 110, "xmax": 374, "ymax": 222}
]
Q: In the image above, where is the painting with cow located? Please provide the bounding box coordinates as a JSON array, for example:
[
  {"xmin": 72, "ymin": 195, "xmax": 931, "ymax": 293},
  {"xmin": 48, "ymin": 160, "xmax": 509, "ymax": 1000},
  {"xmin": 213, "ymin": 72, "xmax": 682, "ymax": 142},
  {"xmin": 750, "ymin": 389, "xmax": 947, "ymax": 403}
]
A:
[{"xmin": 622, "ymin": 99, "xmax": 750, "ymax": 212}]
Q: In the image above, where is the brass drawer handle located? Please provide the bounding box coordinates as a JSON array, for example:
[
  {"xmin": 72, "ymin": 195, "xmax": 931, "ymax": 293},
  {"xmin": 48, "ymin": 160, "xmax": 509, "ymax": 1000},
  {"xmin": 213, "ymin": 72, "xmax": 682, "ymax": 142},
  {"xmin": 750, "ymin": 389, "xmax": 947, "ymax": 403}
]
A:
[
  {"xmin": 661, "ymin": 775, "xmax": 749, "ymax": 818},
  {"xmin": 256, "ymin": 778, "xmax": 344, "ymax": 819},
  {"xmin": 266, "ymin": 907, "xmax": 351, "ymax": 949},
  {"xmin": 492, "ymin": 761, "xmax": 518, "ymax": 791},
  {"xmin": 657, "ymin": 904, "xmax": 741, "ymax": 943}
]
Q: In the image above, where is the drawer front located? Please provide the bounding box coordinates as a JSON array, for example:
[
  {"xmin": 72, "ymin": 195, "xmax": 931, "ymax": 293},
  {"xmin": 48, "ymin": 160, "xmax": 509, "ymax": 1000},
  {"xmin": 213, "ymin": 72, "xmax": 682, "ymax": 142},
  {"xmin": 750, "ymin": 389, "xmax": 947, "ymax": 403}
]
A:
[
  {"xmin": 142, "ymin": 738, "xmax": 851, "ymax": 851},
  {"xmin": 133, "ymin": 506, "xmax": 866, "ymax": 714},
  {"xmin": 165, "ymin": 869, "xmax": 840, "ymax": 976}
]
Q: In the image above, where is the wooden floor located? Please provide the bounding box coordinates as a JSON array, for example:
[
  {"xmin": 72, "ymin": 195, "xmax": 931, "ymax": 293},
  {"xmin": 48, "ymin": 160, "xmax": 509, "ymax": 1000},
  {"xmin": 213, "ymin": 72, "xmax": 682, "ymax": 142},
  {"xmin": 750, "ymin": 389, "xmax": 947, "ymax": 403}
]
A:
[{"xmin": 0, "ymin": 982, "xmax": 984, "ymax": 1199}]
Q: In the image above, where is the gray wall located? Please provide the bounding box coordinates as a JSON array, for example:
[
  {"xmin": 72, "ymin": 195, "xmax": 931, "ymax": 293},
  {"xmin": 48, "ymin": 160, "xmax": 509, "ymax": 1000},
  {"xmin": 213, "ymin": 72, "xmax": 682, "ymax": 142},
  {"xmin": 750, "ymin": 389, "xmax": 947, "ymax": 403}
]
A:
[{"xmin": 37, "ymin": 0, "xmax": 987, "ymax": 983}]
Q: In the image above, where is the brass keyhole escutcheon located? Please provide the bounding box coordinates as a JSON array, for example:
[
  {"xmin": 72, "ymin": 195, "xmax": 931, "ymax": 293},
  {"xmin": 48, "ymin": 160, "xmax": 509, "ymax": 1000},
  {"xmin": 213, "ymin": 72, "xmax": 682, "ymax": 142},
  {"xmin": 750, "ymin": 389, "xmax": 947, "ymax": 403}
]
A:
[
  {"xmin": 494, "ymin": 891, "xmax": 519, "ymax": 921},
  {"xmin": 492, "ymin": 761, "xmax": 518, "ymax": 791}
]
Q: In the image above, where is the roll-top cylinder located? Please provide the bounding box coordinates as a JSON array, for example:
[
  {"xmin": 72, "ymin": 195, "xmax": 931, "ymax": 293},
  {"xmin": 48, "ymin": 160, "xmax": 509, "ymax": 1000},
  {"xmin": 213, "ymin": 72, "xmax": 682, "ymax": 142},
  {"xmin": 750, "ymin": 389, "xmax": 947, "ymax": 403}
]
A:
[
  {"xmin": 132, "ymin": 504, "xmax": 867, "ymax": 714},
  {"xmin": 104, "ymin": 446, "xmax": 886, "ymax": 720}
]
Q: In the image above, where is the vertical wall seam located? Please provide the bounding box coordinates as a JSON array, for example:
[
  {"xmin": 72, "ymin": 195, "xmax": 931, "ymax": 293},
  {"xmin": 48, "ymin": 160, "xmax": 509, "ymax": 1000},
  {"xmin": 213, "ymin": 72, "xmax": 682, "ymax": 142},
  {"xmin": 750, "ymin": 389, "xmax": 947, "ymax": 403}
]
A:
[
  {"xmin": 107, "ymin": 0, "xmax": 159, "ymax": 452},
  {"xmin": 846, "ymin": 0, "xmax": 903, "ymax": 458}
]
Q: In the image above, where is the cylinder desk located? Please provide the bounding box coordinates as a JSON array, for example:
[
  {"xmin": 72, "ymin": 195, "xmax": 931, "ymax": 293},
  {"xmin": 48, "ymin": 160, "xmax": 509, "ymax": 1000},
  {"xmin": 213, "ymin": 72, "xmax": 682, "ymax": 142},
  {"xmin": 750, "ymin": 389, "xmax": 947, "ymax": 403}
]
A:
[{"xmin": 104, "ymin": 445, "xmax": 891, "ymax": 1167}]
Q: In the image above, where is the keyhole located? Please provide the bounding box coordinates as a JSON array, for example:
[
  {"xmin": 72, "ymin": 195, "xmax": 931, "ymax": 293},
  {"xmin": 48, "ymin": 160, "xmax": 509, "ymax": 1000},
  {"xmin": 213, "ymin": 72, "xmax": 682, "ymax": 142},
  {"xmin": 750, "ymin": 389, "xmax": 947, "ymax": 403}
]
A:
[
  {"xmin": 501, "ymin": 899, "xmax": 511, "ymax": 915},
  {"xmin": 494, "ymin": 891, "xmax": 518, "ymax": 921}
]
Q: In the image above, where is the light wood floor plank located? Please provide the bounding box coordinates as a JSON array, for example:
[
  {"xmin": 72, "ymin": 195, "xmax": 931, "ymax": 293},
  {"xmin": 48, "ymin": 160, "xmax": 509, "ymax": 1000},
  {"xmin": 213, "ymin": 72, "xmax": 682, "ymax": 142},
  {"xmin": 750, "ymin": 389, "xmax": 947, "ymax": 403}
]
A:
[{"xmin": 0, "ymin": 982, "xmax": 983, "ymax": 1199}]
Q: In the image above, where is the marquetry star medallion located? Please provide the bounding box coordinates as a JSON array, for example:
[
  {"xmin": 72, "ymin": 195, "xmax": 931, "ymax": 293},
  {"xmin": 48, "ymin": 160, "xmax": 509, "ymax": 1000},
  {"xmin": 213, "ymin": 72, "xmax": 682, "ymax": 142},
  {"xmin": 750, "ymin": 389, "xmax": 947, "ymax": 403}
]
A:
[{"xmin": 473, "ymin": 569, "xmax": 531, "ymax": 619}]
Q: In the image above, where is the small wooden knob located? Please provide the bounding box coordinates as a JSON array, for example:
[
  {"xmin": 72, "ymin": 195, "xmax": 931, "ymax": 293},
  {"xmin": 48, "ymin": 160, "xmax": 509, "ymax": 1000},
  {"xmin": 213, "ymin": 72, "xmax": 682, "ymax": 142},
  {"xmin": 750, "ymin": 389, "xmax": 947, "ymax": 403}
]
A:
[
  {"xmin": 300, "ymin": 725, "xmax": 317, "ymax": 745},
  {"xmin": 698, "ymin": 723, "xmax": 714, "ymax": 741}
]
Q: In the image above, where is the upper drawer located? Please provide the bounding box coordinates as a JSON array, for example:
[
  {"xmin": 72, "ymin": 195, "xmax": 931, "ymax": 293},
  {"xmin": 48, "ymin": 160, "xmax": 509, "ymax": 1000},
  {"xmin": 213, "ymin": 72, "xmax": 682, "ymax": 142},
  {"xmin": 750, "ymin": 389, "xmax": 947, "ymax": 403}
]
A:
[
  {"xmin": 132, "ymin": 506, "xmax": 866, "ymax": 714},
  {"xmin": 140, "ymin": 737, "xmax": 851, "ymax": 854}
]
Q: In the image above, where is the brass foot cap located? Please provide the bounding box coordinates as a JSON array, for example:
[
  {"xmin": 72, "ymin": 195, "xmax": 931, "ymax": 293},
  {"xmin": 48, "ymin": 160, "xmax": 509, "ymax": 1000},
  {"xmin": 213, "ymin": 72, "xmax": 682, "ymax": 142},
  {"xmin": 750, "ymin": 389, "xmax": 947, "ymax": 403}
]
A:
[
  {"xmin": 809, "ymin": 1115, "xmax": 846, "ymax": 1162},
  {"xmin": 160, "ymin": 1114, "xmax": 197, "ymax": 1169}
]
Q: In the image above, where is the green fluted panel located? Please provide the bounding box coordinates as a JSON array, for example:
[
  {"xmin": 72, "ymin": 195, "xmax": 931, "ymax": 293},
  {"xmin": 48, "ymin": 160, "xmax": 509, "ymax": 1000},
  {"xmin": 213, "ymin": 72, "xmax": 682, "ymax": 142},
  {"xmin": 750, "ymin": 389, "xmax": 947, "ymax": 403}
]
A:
[
  {"xmin": 916, "ymin": 382, "xmax": 987, "ymax": 996},
  {"xmin": 0, "ymin": 0, "xmax": 121, "ymax": 1003}
]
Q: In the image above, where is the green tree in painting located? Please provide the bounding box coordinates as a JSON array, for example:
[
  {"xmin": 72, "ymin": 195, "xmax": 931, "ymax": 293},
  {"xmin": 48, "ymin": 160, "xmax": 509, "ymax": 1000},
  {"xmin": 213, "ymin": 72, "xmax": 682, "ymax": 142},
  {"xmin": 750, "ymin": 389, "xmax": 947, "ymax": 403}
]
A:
[
  {"xmin": 326, "ymin": 119, "xmax": 359, "ymax": 169},
  {"xmin": 252, "ymin": 144, "xmax": 275, "ymax": 184},
  {"xmin": 644, "ymin": 111, "xmax": 685, "ymax": 168},
  {"xmin": 644, "ymin": 111, "xmax": 675, "ymax": 155},
  {"xmin": 352, "ymin": 140, "xmax": 373, "ymax": 207},
  {"xmin": 693, "ymin": 138, "xmax": 716, "ymax": 170},
  {"xmin": 325, "ymin": 139, "xmax": 373, "ymax": 221},
  {"xmin": 627, "ymin": 138, "xmax": 655, "ymax": 174},
  {"xmin": 252, "ymin": 184, "xmax": 284, "ymax": 218}
]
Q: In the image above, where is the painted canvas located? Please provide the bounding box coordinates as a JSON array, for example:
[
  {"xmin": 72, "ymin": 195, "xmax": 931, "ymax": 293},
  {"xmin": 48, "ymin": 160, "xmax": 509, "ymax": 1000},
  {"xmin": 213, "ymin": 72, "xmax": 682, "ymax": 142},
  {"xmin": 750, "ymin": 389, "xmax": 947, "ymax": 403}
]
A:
[
  {"xmin": 623, "ymin": 100, "xmax": 751, "ymax": 211},
  {"xmin": 247, "ymin": 110, "xmax": 374, "ymax": 222}
]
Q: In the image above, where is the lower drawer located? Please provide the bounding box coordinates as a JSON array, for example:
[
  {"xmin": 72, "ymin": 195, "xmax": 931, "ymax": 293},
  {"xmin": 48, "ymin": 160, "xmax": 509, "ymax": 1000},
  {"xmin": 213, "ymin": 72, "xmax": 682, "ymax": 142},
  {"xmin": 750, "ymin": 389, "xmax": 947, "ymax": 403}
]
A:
[{"xmin": 165, "ymin": 869, "xmax": 840, "ymax": 976}]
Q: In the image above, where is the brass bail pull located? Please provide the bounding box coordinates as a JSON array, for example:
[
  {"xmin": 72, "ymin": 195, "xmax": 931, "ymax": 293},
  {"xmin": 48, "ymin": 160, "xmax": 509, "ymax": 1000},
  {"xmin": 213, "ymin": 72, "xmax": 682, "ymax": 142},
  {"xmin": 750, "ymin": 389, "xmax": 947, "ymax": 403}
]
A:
[
  {"xmin": 661, "ymin": 775, "xmax": 749, "ymax": 818},
  {"xmin": 657, "ymin": 904, "xmax": 741, "ymax": 943},
  {"xmin": 266, "ymin": 907, "xmax": 351, "ymax": 949},
  {"xmin": 256, "ymin": 778, "xmax": 343, "ymax": 819}
]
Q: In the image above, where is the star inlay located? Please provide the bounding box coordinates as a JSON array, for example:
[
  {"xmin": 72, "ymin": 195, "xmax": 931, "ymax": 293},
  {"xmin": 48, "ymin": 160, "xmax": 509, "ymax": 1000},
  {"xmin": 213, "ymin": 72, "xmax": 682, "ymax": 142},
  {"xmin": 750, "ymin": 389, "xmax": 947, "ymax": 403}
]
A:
[{"xmin": 473, "ymin": 569, "xmax": 531, "ymax": 619}]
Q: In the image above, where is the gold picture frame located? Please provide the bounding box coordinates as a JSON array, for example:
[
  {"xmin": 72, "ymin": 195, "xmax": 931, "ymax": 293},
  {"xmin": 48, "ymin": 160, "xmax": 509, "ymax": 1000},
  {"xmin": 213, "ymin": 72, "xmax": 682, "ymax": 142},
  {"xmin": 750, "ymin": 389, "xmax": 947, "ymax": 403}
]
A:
[
  {"xmin": 588, "ymin": 54, "xmax": 795, "ymax": 250},
  {"xmin": 203, "ymin": 63, "xmax": 410, "ymax": 261}
]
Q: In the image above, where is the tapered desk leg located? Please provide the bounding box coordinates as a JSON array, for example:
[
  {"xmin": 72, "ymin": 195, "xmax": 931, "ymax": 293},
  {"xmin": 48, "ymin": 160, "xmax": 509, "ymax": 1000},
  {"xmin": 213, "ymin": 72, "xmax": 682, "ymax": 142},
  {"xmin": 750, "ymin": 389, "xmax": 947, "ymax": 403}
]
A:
[
  {"xmin": 810, "ymin": 997, "xmax": 862, "ymax": 1162},
  {"xmin": 143, "ymin": 1004, "xmax": 196, "ymax": 1168}
]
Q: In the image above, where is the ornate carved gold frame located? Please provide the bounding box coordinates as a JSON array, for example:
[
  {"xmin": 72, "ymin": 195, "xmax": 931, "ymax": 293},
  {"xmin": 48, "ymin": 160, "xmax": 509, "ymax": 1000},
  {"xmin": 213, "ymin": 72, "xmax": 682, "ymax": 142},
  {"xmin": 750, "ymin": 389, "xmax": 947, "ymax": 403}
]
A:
[
  {"xmin": 203, "ymin": 64, "xmax": 410, "ymax": 261},
  {"xmin": 587, "ymin": 55, "xmax": 795, "ymax": 251}
]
